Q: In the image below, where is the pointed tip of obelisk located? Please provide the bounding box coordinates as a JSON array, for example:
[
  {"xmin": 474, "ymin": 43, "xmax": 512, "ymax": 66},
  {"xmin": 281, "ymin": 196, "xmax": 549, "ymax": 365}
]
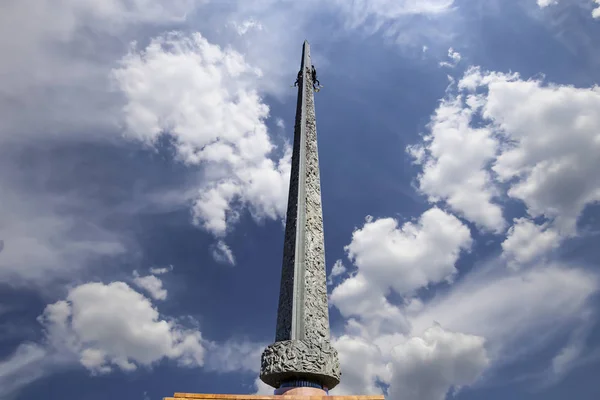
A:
[{"xmin": 301, "ymin": 40, "xmax": 310, "ymax": 67}]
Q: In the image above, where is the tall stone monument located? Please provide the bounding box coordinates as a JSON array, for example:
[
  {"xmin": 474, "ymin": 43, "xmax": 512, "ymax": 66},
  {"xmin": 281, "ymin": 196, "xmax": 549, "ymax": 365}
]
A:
[
  {"xmin": 259, "ymin": 40, "xmax": 340, "ymax": 395},
  {"xmin": 164, "ymin": 41, "xmax": 384, "ymax": 400}
]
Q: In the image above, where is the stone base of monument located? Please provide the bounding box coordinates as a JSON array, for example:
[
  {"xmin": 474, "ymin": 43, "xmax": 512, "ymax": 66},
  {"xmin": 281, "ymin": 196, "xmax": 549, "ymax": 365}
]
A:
[{"xmin": 164, "ymin": 393, "xmax": 384, "ymax": 400}]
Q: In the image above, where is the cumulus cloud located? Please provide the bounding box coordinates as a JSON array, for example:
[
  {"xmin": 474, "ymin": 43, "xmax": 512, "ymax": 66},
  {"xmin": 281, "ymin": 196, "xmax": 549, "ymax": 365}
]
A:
[
  {"xmin": 331, "ymin": 261, "xmax": 597, "ymax": 399},
  {"xmin": 389, "ymin": 326, "xmax": 489, "ymax": 400},
  {"xmin": 340, "ymin": 208, "xmax": 472, "ymax": 296},
  {"xmin": 332, "ymin": 126, "xmax": 600, "ymax": 398},
  {"xmin": 328, "ymin": 207, "xmax": 487, "ymax": 398},
  {"xmin": 333, "ymin": 60, "xmax": 600, "ymax": 399},
  {"xmin": 411, "ymin": 65, "xmax": 600, "ymax": 238},
  {"xmin": 408, "ymin": 95, "xmax": 506, "ymax": 233},
  {"xmin": 470, "ymin": 68, "xmax": 600, "ymax": 235},
  {"xmin": 329, "ymin": 325, "xmax": 489, "ymax": 399},
  {"xmin": 332, "ymin": 274, "xmax": 410, "ymax": 339},
  {"xmin": 327, "ymin": 259, "xmax": 347, "ymax": 286},
  {"xmin": 502, "ymin": 218, "xmax": 561, "ymax": 269},
  {"xmin": 2, "ymin": 280, "xmax": 282, "ymax": 396},
  {"xmin": 3, "ymin": 2, "xmax": 599, "ymax": 399},
  {"xmin": 0, "ymin": 0, "xmax": 197, "ymax": 143},
  {"xmin": 332, "ymin": 335, "xmax": 389, "ymax": 395},
  {"xmin": 132, "ymin": 271, "xmax": 168, "ymax": 300},
  {"xmin": 0, "ymin": 0, "xmax": 468, "ymax": 144},
  {"xmin": 39, "ymin": 282, "xmax": 204, "ymax": 374},
  {"xmin": 113, "ymin": 32, "xmax": 291, "ymax": 237},
  {"xmin": 331, "ymin": 208, "xmax": 471, "ymax": 341}
]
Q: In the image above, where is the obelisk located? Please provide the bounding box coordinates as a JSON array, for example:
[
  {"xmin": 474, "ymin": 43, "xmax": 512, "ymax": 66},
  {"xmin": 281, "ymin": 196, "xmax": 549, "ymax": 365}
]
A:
[
  {"xmin": 259, "ymin": 41, "xmax": 341, "ymax": 395},
  {"xmin": 162, "ymin": 41, "xmax": 386, "ymax": 400}
]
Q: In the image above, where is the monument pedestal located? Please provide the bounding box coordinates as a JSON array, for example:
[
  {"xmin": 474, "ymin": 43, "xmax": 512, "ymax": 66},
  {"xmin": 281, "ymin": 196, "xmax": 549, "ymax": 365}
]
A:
[{"xmin": 164, "ymin": 393, "xmax": 384, "ymax": 400}]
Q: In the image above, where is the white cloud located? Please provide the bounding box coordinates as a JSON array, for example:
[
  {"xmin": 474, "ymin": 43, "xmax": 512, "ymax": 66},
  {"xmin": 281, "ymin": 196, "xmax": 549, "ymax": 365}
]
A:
[
  {"xmin": 0, "ymin": 0, "xmax": 466, "ymax": 146},
  {"xmin": 326, "ymin": 0, "xmax": 459, "ymax": 49},
  {"xmin": 408, "ymin": 95, "xmax": 506, "ymax": 233},
  {"xmin": 328, "ymin": 208, "xmax": 489, "ymax": 399},
  {"xmin": 389, "ymin": 325, "xmax": 489, "ymax": 400},
  {"xmin": 332, "ymin": 274, "xmax": 410, "ymax": 339},
  {"xmin": 413, "ymin": 65, "xmax": 600, "ymax": 237},
  {"xmin": 329, "ymin": 162, "xmax": 598, "ymax": 400},
  {"xmin": 330, "ymin": 60, "xmax": 600, "ymax": 399},
  {"xmin": 0, "ymin": 0, "xmax": 197, "ymax": 143},
  {"xmin": 204, "ymin": 338, "xmax": 265, "ymax": 373},
  {"xmin": 253, "ymin": 377, "xmax": 275, "ymax": 395},
  {"xmin": 327, "ymin": 259, "xmax": 347, "ymax": 286},
  {"xmin": 133, "ymin": 271, "xmax": 168, "ymax": 300},
  {"xmin": 502, "ymin": 218, "xmax": 561, "ymax": 269},
  {"xmin": 211, "ymin": 241, "xmax": 236, "ymax": 266},
  {"xmin": 331, "ymin": 208, "xmax": 471, "ymax": 341},
  {"xmin": 113, "ymin": 32, "xmax": 291, "ymax": 237},
  {"xmin": 328, "ymin": 325, "xmax": 489, "ymax": 400},
  {"xmin": 39, "ymin": 282, "xmax": 204, "ymax": 374},
  {"xmin": 149, "ymin": 265, "xmax": 173, "ymax": 275},
  {"xmin": 331, "ymin": 259, "xmax": 347, "ymax": 276},
  {"xmin": 0, "ymin": 343, "xmax": 51, "ymax": 399},
  {"xmin": 546, "ymin": 316, "xmax": 599, "ymax": 385},
  {"xmin": 439, "ymin": 47, "xmax": 462, "ymax": 68},
  {"xmin": 411, "ymin": 265, "xmax": 597, "ymax": 361},
  {"xmin": 331, "ymin": 0, "xmax": 455, "ymax": 29},
  {"xmin": 340, "ymin": 208, "xmax": 472, "ymax": 296},
  {"xmin": 537, "ymin": 0, "xmax": 600, "ymax": 19},
  {"xmin": 331, "ymin": 335, "xmax": 388, "ymax": 395},
  {"xmin": 231, "ymin": 18, "xmax": 264, "ymax": 36},
  {"xmin": 472, "ymin": 69, "xmax": 600, "ymax": 235},
  {"xmin": 331, "ymin": 261, "xmax": 597, "ymax": 399},
  {"xmin": 3, "ymin": 3, "xmax": 599, "ymax": 399}
]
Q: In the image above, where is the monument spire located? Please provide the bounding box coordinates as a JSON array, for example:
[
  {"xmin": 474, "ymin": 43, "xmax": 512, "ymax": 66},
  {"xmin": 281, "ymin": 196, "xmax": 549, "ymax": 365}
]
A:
[{"xmin": 259, "ymin": 41, "xmax": 341, "ymax": 394}]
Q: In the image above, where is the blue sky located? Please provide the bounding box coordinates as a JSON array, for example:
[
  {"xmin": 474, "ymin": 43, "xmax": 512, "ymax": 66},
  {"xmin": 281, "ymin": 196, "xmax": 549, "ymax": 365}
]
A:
[{"xmin": 1, "ymin": 0, "xmax": 600, "ymax": 399}]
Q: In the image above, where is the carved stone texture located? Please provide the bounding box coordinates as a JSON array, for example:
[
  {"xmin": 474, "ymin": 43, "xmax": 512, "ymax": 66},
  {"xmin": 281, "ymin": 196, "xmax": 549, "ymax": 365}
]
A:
[
  {"xmin": 301, "ymin": 57, "xmax": 330, "ymax": 345},
  {"xmin": 260, "ymin": 41, "xmax": 340, "ymax": 390},
  {"xmin": 274, "ymin": 60, "xmax": 304, "ymax": 342},
  {"xmin": 260, "ymin": 340, "xmax": 341, "ymax": 390}
]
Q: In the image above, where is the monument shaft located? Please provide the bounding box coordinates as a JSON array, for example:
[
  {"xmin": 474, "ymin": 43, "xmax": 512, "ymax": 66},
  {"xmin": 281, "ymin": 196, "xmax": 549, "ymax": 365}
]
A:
[{"xmin": 259, "ymin": 41, "xmax": 341, "ymax": 391}]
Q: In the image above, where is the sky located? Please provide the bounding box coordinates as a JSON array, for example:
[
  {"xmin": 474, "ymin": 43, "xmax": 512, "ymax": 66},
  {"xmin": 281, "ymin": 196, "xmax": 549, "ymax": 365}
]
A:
[{"xmin": 1, "ymin": 0, "xmax": 600, "ymax": 399}]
